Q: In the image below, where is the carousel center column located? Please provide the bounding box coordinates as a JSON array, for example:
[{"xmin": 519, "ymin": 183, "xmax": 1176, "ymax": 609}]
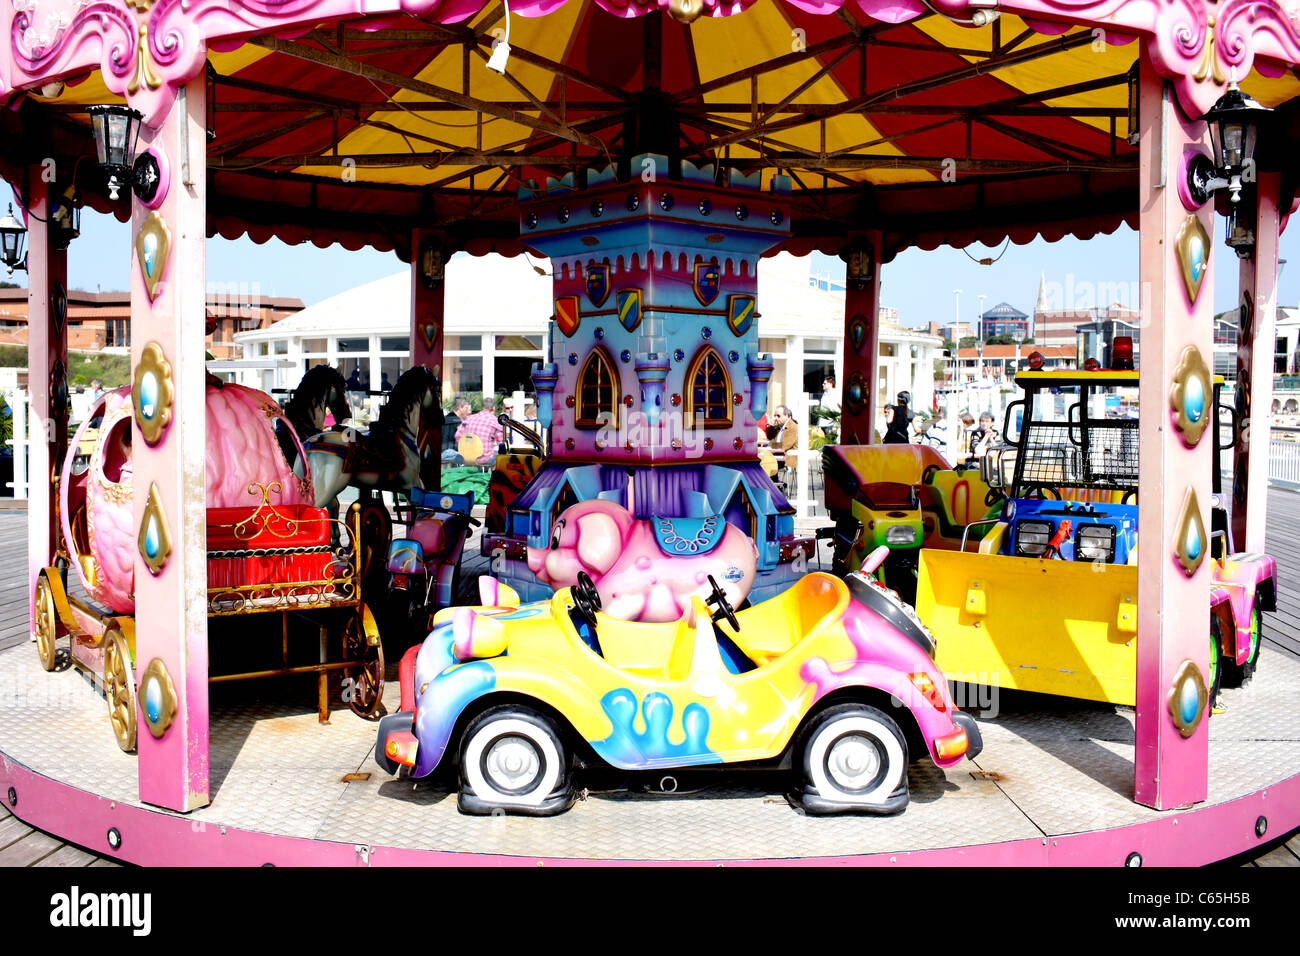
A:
[
  {"xmin": 1134, "ymin": 53, "xmax": 1215, "ymax": 810},
  {"xmin": 130, "ymin": 74, "xmax": 210, "ymax": 811}
]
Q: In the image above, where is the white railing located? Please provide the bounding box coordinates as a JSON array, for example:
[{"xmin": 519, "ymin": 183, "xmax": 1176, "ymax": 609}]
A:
[
  {"xmin": 1271, "ymin": 429, "xmax": 1300, "ymax": 491},
  {"xmin": 3, "ymin": 385, "xmax": 27, "ymax": 500}
]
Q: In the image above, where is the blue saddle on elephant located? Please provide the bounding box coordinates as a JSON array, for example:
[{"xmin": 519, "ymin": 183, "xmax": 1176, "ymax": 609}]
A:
[{"xmin": 653, "ymin": 514, "xmax": 725, "ymax": 556}]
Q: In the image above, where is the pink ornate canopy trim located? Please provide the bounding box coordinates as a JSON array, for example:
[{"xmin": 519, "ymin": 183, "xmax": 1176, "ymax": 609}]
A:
[{"xmin": 5, "ymin": 0, "xmax": 1300, "ymax": 124}]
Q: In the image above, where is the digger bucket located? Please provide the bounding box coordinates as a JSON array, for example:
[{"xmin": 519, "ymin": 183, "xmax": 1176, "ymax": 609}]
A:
[{"xmin": 916, "ymin": 550, "xmax": 1140, "ymax": 706}]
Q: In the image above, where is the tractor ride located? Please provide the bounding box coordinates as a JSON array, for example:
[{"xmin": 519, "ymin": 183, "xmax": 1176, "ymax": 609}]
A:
[{"xmin": 915, "ymin": 367, "xmax": 1277, "ymax": 707}]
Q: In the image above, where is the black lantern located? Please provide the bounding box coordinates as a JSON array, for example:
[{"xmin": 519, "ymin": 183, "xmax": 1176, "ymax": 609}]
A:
[
  {"xmin": 1203, "ymin": 85, "xmax": 1269, "ymax": 204},
  {"xmin": 87, "ymin": 104, "xmax": 143, "ymax": 200},
  {"xmin": 50, "ymin": 188, "xmax": 81, "ymax": 251},
  {"xmin": 0, "ymin": 204, "xmax": 26, "ymax": 275}
]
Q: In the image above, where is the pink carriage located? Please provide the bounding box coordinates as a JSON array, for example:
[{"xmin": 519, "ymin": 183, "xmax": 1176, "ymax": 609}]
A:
[{"xmin": 33, "ymin": 380, "xmax": 384, "ymax": 753}]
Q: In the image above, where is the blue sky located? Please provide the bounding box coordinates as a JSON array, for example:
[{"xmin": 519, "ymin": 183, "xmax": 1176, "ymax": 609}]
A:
[{"xmin": 6, "ymin": 179, "xmax": 1298, "ymax": 325}]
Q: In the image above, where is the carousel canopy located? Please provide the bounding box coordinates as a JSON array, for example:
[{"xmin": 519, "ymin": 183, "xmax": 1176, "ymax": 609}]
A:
[{"xmin": 3, "ymin": 0, "xmax": 1300, "ymax": 259}]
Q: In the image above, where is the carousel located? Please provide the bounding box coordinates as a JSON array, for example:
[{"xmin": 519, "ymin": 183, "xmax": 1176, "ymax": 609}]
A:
[{"xmin": 0, "ymin": 0, "xmax": 1298, "ymax": 864}]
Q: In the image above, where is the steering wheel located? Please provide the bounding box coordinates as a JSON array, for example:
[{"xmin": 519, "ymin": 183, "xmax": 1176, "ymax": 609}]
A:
[
  {"xmin": 572, "ymin": 571, "xmax": 602, "ymax": 632},
  {"xmin": 984, "ymin": 488, "xmax": 1004, "ymax": 507},
  {"xmin": 1121, "ymin": 490, "xmax": 1137, "ymax": 505},
  {"xmin": 920, "ymin": 464, "xmax": 940, "ymax": 485},
  {"xmin": 704, "ymin": 574, "xmax": 740, "ymax": 632}
]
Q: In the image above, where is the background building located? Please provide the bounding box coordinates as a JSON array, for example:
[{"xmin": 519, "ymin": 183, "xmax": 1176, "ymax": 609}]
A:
[
  {"xmin": 234, "ymin": 253, "xmax": 943, "ymax": 427},
  {"xmin": 979, "ymin": 302, "xmax": 1030, "ymax": 339},
  {"xmin": 0, "ymin": 286, "xmax": 302, "ymax": 358}
]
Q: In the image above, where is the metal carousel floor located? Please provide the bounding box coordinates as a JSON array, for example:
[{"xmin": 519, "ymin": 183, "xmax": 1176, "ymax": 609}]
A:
[{"xmin": 1, "ymin": 636, "xmax": 1298, "ymax": 865}]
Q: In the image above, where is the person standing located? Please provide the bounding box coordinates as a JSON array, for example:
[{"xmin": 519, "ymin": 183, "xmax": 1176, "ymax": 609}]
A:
[
  {"xmin": 883, "ymin": 391, "xmax": 913, "ymax": 444},
  {"xmin": 455, "ymin": 395, "xmax": 505, "ymax": 465},
  {"xmin": 442, "ymin": 396, "xmax": 471, "ymax": 463}
]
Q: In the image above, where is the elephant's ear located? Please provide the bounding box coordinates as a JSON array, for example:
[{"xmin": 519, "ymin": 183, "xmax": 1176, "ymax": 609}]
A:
[{"xmin": 575, "ymin": 512, "xmax": 625, "ymax": 575}]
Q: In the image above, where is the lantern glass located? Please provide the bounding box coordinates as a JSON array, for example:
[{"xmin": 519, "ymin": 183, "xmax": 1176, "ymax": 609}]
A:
[
  {"xmin": 87, "ymin": 105, "xmax": 143, "ymax": 198},
  {"xmin": 1203, "ymin": 87, "xmax": 1267, "ymax": 179},
  {"xmin": 0, "ymin": 205, "xmax": 26, "ymax": 272}
]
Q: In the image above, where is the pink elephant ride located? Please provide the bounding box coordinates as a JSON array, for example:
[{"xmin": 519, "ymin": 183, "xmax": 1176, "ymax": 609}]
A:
[
  {"xmin": 526, "ymin": 499, "xmax": 758, "ymax": 622},
  {"xmin": 61, "ymin": 381, "xmax": 316, "ymax": 615}
]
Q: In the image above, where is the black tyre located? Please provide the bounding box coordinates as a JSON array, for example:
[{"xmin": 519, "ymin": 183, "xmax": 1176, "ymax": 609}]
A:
[
  {"xmin": 1208, "ymin": 615, "xmax": 1224, "ymax": 708},
  {"xmin": 458, "ymin": 706, "xmax": 574, "ymax": 816},
  {"xmin": 798, "ymin": 703, "xmax": 909, "ymax": 815},
  {"xmin": 1222, "ymin": 600, "xmax": 1262, "ymax": 689}
]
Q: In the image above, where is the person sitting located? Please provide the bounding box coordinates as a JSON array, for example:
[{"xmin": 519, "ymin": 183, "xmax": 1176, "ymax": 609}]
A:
[
  {"xmin": 964, "ymin": 411, "xmax": 998, "ymax": 467},
  {"xmin": 770, "ymin": 405, "xmax": 799, "ymax": 488},
  {"xmin": 454, "ymin": 395, "xmax": 505, "ymax": 465}
]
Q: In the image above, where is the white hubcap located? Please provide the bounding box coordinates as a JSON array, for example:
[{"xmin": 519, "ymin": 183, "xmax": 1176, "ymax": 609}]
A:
[
  {"xmin": 485, "ymin": 736, "xmax": 541, "ymax": 791},
  {"xmin": 828, "ymin": 734, "xmax": 881, "ymax": 789}
]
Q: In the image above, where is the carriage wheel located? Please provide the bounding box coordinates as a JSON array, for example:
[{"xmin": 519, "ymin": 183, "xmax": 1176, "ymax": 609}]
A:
[
  {"xmin": 34, "ymin": 574, "xmax": 60, "ymax": 672},
  {"xmin": 345, "ymin": 608, "xmax": 385, "ymax": 719},
  {"xmin": 103, "ymin": 626, "xmax": 138, "ymax": 753},
  {"xmin": 356, "ymin": 496, "xmax": 393, "ymax": 585}
]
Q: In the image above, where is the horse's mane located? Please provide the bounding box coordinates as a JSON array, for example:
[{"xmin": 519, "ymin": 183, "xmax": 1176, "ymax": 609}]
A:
[
  {"xmin": 376, "ymin": 365, "xmax": 442, "ymax": 433},
  {"xmin": 284, "ymin": 365, "xmax": 349, "ymax": 440}
]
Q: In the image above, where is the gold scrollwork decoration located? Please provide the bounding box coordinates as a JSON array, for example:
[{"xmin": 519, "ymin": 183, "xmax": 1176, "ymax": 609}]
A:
[{"xmin": 127, "ymin": 24, "xmax": 164, "ymax": 95}]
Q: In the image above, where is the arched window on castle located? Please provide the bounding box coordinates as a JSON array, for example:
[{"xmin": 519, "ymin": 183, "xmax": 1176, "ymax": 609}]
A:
[
  {"xmin": 576, "ymin": 348, "xmax": 619, "ymax": 429},
  {"xmin": 685, "ymin": 347, "xmax": 732, "ymax": 429}
]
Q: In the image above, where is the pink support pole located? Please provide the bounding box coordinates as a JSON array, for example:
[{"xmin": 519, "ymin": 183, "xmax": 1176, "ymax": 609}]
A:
[
  {"xmin": 410, "ymin": 228, "xmax": 444, "ymax": 489},
  {"xmin": 130, "ymin": 74, "xmax": 210, "ymax": 811},
  {"xmin": 840, "ymin": 233, "xmax": 881, "ymax": 445},
  {"xmin": 1231, "ymin": 172, "xmax": 1280, "ymax": 554},
  {"xmin": 25, "ymin": 173, "xmax": 68, "ymax": 625},
  {"xmin": 1134, "ymin": 55, "xmax": 1213, "ymax": 810}
]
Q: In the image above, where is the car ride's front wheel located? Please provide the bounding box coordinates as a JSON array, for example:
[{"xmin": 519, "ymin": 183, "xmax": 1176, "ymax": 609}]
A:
[
  {"xmin": 458, "ymin": 706, "xmax": 574, "ymax": 816},
  {"xmin": 798, "ymin": 703, "xmax": 909, "ymax": 815}
]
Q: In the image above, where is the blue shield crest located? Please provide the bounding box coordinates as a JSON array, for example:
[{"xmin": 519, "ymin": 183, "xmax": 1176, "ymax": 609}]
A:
[{"xmin": 586, "ymin": 264, "xmax": 611, "ymax": 307}]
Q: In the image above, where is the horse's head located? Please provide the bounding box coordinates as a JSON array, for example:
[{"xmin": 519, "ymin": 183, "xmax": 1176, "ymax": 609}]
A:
[
  {"xmin": 377, "ymin": 365, "xmax": 443, "ymax": 487},
  {"xmin": 289, "ymin": 365, "xmax": 352, "ymax": 437}
]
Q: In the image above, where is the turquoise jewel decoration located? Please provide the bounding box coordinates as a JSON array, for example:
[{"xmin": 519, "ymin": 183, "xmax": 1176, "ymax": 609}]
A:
[
  {"xmin": 1184, "ymin": 372, "xmax": 1204, "ymax": 423},
  {"xmin": 143, "ymin": 516, "xmax": 160, "ymax": 558},
  {"xmin": 1175, "ymin": 214, "xmax": 1210, "ymax": 304},
  {"xmin": 1178, "ymin": 675, "xmax": 1198, "ymax": 724},
  {"xmin": 144, "ymin": 676, "xmax": 162, "ymax": 724},
  {"xmin": 1168, "ymin": 659, "xmax": 1208, "ymax": 739},
  {"xmin": 138, "ymin": 370, "xmax": 158, "ymax": 420},
  {"xmin": 1170, "ymin": 345, "xmax": 1212, "ymax": 447},
  {"xmin": 138, "ymin": 482, "xmax": 172, "ymax": 575},
  {"xmin": 1174, "ymin": 486, "xmax": 1207, "ymax": 577}
]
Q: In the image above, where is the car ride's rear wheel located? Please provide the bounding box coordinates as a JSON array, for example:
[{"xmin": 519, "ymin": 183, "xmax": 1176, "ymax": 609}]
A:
[
  {"xmin": 458, "ymin": 706, "xmax": 573, "ymax": 816},
  {"xmin": 1222, "ymin": 600, "xmax": 1262, "ymax": 689},
  {"xmin": 1208, "ymin": 616, "xmax": 1224, "ymax": 708},
  {"xmin": 798, "ymin": 703, "xmax": 908, "ymax": 815}
]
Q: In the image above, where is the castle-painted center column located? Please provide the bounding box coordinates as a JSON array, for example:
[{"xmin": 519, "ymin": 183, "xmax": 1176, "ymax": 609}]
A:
[
  {"xmin": 130, "ymin": 74, "xmax": 209, "ymax": 811},
  {"xmin": 1134, "ymin": 55, "xmax": 1214, "ymax": 810}
]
